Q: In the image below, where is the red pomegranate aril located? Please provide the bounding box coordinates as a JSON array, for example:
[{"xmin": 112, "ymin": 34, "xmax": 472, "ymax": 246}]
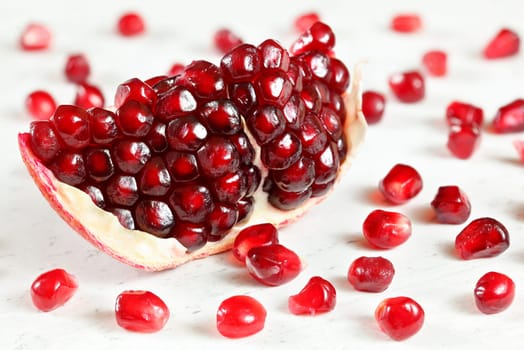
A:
[
  {"xmin": 237, "ymin": 197, "xmax": 254, "ymax": 222},
  {"xmin": 348, "ymin": 256, "xmax": 395, "ymax": 293},
  {"xmin": 200, "ymin": 100, "xmax": 241, "ymax": 135},
  {"xmin": 290, "ymin": 21, "xmax": 335, "ymax": 56},
  {"xmin": 146, "ymin": 121, "xmax": 167, "ymax": 153},
  {"xmin": 154, "ymin": 86, "xmax": 197, "ymax": 121},
  {"xmin": 447, "ymin": 123, "xmax": 481, "ymax": 159},
  {"xmin": 111, "ymin": 208, "xmax": 135, "ymax": 229},
  {"xmin": 145, "ymin": 75, "xmax": 167, "ymax": 88},
  {"xmin": 177, "ymin": 60, "xmax": 226, "ymax": 100},
  {"xmin": 294, "ymin": 12, "xmax": 321, "ymax": 32},
  {"xmin": 272, "ymin": 156, "xmax": 315, "ymax": 192},
  {"xmin": 474, "ymin": 272, "xmax": 515, "ymax": 314},
  {"xmin": 375, "ymin": 297, "xmax": 424, "ymax": 341},
  {"xmin": 64, "ymin": 54, "xmax": 90, "ymax": 83},
  {"xmin": 74, "ymin": 82, "xmax": 105, "ymax": 109},
  {"xmin": 171, "ymin": 222, "xmax": 208, "ymax": 252},
  {"xmin": 214, "ymin": 28, "xmax": 243, "ymax": 54},
  {"xmin": 268, "ymin": 186, "xmax": 312, "ymax": 210},
  {"xmin": 113, "ymin": 140, "xmax": 151, "ymax": 174},
  {"xmin": 166, "ymin": 115, "xmax": 207, "ymax": 152},
  {"xmin": 390, "ymin": 14, "xmax": 422, "ymax": 33},
  {"xmin": 389, "ymin": 71, "xmax": 425, "ymax": 103},
  {"xmin": 319, "ymin": 107, "xmax": 342, "ymax": 140},
  {"xmin": 51, "ymin": 105, "xmax": 90, "ymax": 149},
  {"xmin": 446, "ymin": 101, "xmax": 484, "ymax": 127},
  {"xmin": 165, "ymin": 151, "xmax": 199, "ymax": 182},
  {"xmin": 117, "ymin": 12, "xmax": 145, "ymax": 37},
  {"xmin": 115, "ymin": 78, "xmax": 156, "ymax": 108},
  {"xmin": 82, "ymin": 184, "xmax": 105, "ymax": 208},
  {"xmin": 29, "ymin": 121, "xmax": 61, "ymax": 163},
  {"xmin": 261, "ymin": 132, "xmax": 302, "ymax": 170},
  {"xmin": 106, "ymin": 175, "xmax": 139, "ymax": 207},
  {"xmin": 379, "ymin": 163, "xmax": 423, "ymax": 204},
  {"xmin": 20, "ymin": 23, "xmax": 51, "ymax": 51},
  {"xmin": 363, "ymin": 210, "xmax": 412, "ymax": 249},
  {"xmin": 49, "ymin": 152, "xmax": 86, "ymax": 186},
  {"xmin": 196, "ymin": 136, "xmax": 240, "ymax": 177},
  {"xmin": 88, "ymin": 108, "xmax": 120, "ymax": 144},
  {"xmin": 139, "ymin": 156, "xmax": 171, "ymax": 196},
  {"xmin": 288, "ymin": 276, "xmax": 336, "ymax": 315},
  {"xmin": 483, "ymin": 28, "xmax": 520, "ymax": 59},
  {"xmin": 115, "ymin": 291, "xmax": 169, "ymax": 333},
  {"xmin": 422, "ymin": 50, "xmax": 447, "ymax": 77},
  {"xmin": 207, "ymin": 203, "xmax": 238, "ymax": 240},
  {"xmin": 211, "ymin": 171, "xmax": 246, "ymax": 204},
  {"xmin": 313, "ymin": 142, "xmax": 340, "ymax": 185},
  {"xmin": 255, "ymin": 70, "xmax": 293, "ymax": 108},
  {"xmin": 30, "ymin": 268, "xmax": 78, "ymax": 312},
  {"xmin": 455, "ymin": 217, "xmax": 510, "ymax": 260},
  {"xmin": 169, "ymin": 184, "xmax": 213, "ymax": 224},
  {"xmin": 299, "ymin": 114, "xmax": 328, "ymax": 155},
  {"xmin": 26, "ymin": 90, "xmax": 56, "ymax": 120},
  {"xmin": 492, "ymin": 99, "xmax": 524, "ymax": 133},
  {"xmin": 220, "ymin": 44, "xmax": 261, "ymax": 82},
  {"xmin": 301, "ymin": 51, "xmax": 330, "ymax": 80},
  {"xmin": 216, "ymin": 295, "xmax": 267, "ymax": 338},
  {"xmin": 246, "ymin": 244, "xmax": 301, "ymax": 286},
  {"xmin": 228, "ymin": 82, "xmax": 257, "ymax": 115},
  {"xmin": 135, "ymin": 200, "xmax": 174, "ymax": 237},
  {"xmin": 116, "ymin": 100, "xmax": 154, "ymax": 137},
  {"xmin": 233, "ymin": 223, "xmax": 279, "ymax": 263},
  {"xmin": 283, "ymin": 95, "xmax": 306, "ymax": 130},
  {"xmin": 361, "ymin": 91, "xmax": 386, "ymax": 124},
  {"xmin": 86, "ymin": 148, "xmax": 114, "ymax": 182},
  {"xmin": 168, "ymin": 63, "xmax": 184, "ymax": 77},
  {"xmin": 244, "ymin": 166, "xmax": 261, "ymax": 196},
  {"xmin": 258, "ymin": 39, "xmax": 290, "ymax": 71},
  {"xmin": 247, "ymin": 105, "xmax": 286, "ymax": 145},
  {"xmin": 326, "ymin": 58, "xmax": 350, "ymax": 94},
  {"xmin": 430, "ymin": 186, "xmax": 471, "ymax": 224}
]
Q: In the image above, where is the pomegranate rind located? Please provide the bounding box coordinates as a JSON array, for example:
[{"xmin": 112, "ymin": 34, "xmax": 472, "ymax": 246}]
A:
[{"xmin": 18, "ymin": 68, "xmax": 366, "ymax": 271}]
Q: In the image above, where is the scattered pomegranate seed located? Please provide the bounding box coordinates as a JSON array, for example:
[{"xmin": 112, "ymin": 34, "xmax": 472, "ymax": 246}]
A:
[
  {"xmin": 362, "ymin": 91, "xmax": 386, "ymax": 124},
  {"xmin": 388, "ymin": 71, "xmax": 425, "ymax": 103},
  {"xmin": 214, "ymin": 28, "xmax": 243, "ymax": 54},
  {"xmin": 474, "ymin": 271, "xmax": 515, "ymax": 314},
  {"xmin": 390, "ymin": 14, "xmax": 422, "ymax": 33},
  {"xmin": 25, "ymin": 90, "xmax": 56, "ymax": 120},
  {"xmin": 117, "ymin": 12, "xmax": 145, "ymax": 37},
  {"xmin": 363, "ymin": 210, "xmax": 412, "ymax": 249},
  {"xmin": 492, "ymin": 99, "xmax": 524, "ymax": 133},
  {"xmin": 64, "ymin": 54, "xmax": 90, "ymax": 84},
  {"xmin": 483, "ymin": 28, "xmax": 520, "ymax": 59},
  {"xmin": 379, "ymin": 163, "xmax": 423, "ymax": 204},
  {"xmin": 30, "ymin": 268, "xmax": 78, "ymax": 312},
  {"xmin": 347, "ymin": 256, "xmax": 395, "ymax": 292},
  {"xmin": 455, "ymin": 217, "xmax": 510, "ymax": 260},
  {"xmin": 430, "ymin": 186, "xmax": 471, "ymax": 224},
  {"xmin": 168, "ymin": 63, "xmax": 185, "ymax": 77},
  {"xmin": 446, "ymin": 101, "xmax": 484, "ymax": 126},
  {"xmin": 375, "ymin": 296, "xmax": 425, "ymax": 341},
  {"xmin": 422, "ymin": 50, "xmax": 447, "ymax": 77},
  {"xmin": 216, "ymin": 295, "xmax": 266, "ymax": 338},
  {"xmin": 74, "ymin": 82, "xmax": 105, "ymax": 109},
  {"xmin": 115, "ymin": 290, "xmax": 169, "ymax": 333},
  {"xmin": 19, "ymin": 23, "xmax": 51, "ymax": 51},
  {"xmin": 245, "ymin": 244, "xmax": 301, "ymax": 286},
  {"xmin": 288, "ymin": 276, "xmax": 336, "ymax": 315},
  {"xmin": 447, "ymin": 123, "xmax": 481, "ymax": 159},
  {"xmin": 513, "ymin": 140, "xmax": 524, "ymax": 162},
  {"xmin": 294, "ymin": 12, "xmax": 321, "ymax": 32},
  {"xmin": 232, "ymin": 223, "xmax": 279, "ymax": 263},
  {"xmin": 290, "ymin": 21, "xmax": 335, "ymax": 56}
]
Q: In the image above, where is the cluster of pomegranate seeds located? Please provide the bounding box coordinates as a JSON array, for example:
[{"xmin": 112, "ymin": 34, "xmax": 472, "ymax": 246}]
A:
[
  {"xmin": 19, "ymin": 23, "xmax": 51, "ymax": 51},
  {"xmin": 245, "ymin": 244, "xmax": 301, "ymax": 286},
  {"xmin": 117, "ymin": 12, "xmax": 146, "ymax": 37},
  {"xmin": 422, "ymin": 50, "xmax": 447, "ymax": 77},
  {"xmin": 455, "ymin": 217, "xmax": 510, "ymax": 260},
  {"xmin": 492, "ymin": 99, "xmax": 524, "ymax": 133},
  {"xmin": 288, "ymin": 276, "xmax": 336, "ymax": 315},
  {"xmin": 363, "ymin": 209, "xmax": 412, "ymax": 249},
  {"xmin": 232, "ymin": 223, "xmax": 279, "ymax": 263},
  {"xmin": 216, "ymin": 295, "xmax": 267, "ymax": 338},
  {"xmin": 474, "ymin": 272, "xmax": 515, "ymax": 314},
  {"xmin": 430, "ymin": 186, "xmax": 471, "ymax": 224},
  {"xmin": 390, "ymin": 14, "xmax": 422, "ymax": 33},
  {"xmin": 445, "ymin": 101, "xmax": 483, "ymax": 159},
  {"xmin": 115, "ymin": 290, "xmax": 170, "ymax": 333},
  {"xmin": 379, "ymin": 163, "xmax": 423, "ymax": 204},
  {"xmin": 375, "ymin": 296, "xmax": 425, "ymax": 341},
  {"xmin": 30, "ymin": 268, "xmax": 78, "ymax": 312},
  {"xmin": 25, "ymin": 90, "xmax": 56, "ymax": 120},
  {"xmin": 483, "ymin": 28, "xmax": 520, "ymax": 59},
  {"xmin": 361, "ymin": 91, "xmax": 386, "ymax": 124},
  {"xmin": 214, "ymin": 28, "xmax": 243, "ymax": 54},
  {"xmin": 347, "ymin": 256, "xmax": 395, "ymax": 292},
  {"xmin": 74, "ymin": 82, "xmax": 105, "ymax": 109},
  {"xmin": 65, "ymin": 54, "xmax": 91, "ymax": 83},
  {"xmin": 388, "ymin": 71, "xmax": 425, "ymax": 103},
  {"xmin": 294, "ymin": 12, "xmax": 321, "ymax": 32}
]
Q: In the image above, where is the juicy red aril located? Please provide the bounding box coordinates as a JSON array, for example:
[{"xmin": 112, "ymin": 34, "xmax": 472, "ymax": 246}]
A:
[
  {"xmin": 232, "ymin": 223, "xmax": 279, "ymax": 263},
  {"xmin": 422, "ymin": 50, "xmax": 447, "ymax": 77},
  {"xmin": 430, "ymin": 186, "xmax": 471, "ymax": 224},
  {"xmin": 177, "ymin": 60, "xmax": 226, "ymax": 100},
  {"xmin": 19, "ymin": 23, "xmax": 51, "ymax": 51},
  {"xmin": 115, "ymin": 290, "xmax": 169, "ymax": 333},
  {"xmin": 165, "ymin": 151, "xmax": 199, "ymax": 182},
  {"xmin": 88, "ymin": 108, "xmax": 120, "ymax": 144},
  {"xmin": 247, "ymin": 105, "xmax": 285, "ymax": 144},
  {"xmin": 171, "ymin": 222, "xmax": 208, "ymax": 252},
  {"xmin": 196, "ymin": 136, "xmax": 240, "ymax": 177},
  {"xmin": 216, "ymin": 295, "xmax": 266, "ymax": 338},
  {"xmin": 388, "ymin": 71, "xmax": 425, "ymax": 103},
  {"xmin": 135, "ymin": 200, "xmax": 174, "ymax": 237},
  {"xmin": 492, "ymin": 99, "xmax": 524, "ymax": 133},
  {"xmin": 49, "ymin": 152, "xmax": 86, "ymax": 186},
  {"xmin": 375, "ymin": 296, "xmax": 424, "ymax": 341},
  {"xmin": 51, "ymin": 105, "xmax": 90, "ymax": 149},
  {"xmin": 474, "ymin": 271, "xmax": 515, "ymax": 314},
  {"xmin": 255, "ymin": 70, "xmax": 293, "ymax": 107},
  {"xmin": 483, "ymin": 28, "xmax": 520, "ymax": 59},
  {"xmin": 361, "ymin": 91, "xmax": 385, "ymax": 124},
  {"xmin": 220, "ymin": 44, "xmax": 261, "ymax": 82},
  {"xmin": 214, "ymin": 28, "xmax": 243, "ymax": 54},
  {"xmin": 267, "ymin": 185, "xmax": 312, "ymax": 210},
  {"xmin": 26, "ymin": 90, "xmax": 56, "ymax": 120},
  {"xmin": 115, "ymin": 78, "xmax": 156, "ymax": 108},
  {"xmin": 30, "ymin": 268, "xmax": 78, "ymax": 312},
  {"xmin": 390, "ymin": 14, "xmax": 422, "ymax": 33},
  {"xmin": 29, "ymin": 121, "xmax": 61, "ymax": 163},
  {"xmin": 86, "ymin": 148, "xmax": 114, "ymax": 181},
  {"xmin": 246, "ymin": 244, "xmax": 301, "ymax": 286},
  {"xmin": 272, "ymin": 156, "xmax": 315, "ymax": 192},
  {"xmin": 294, "ymin": 12, "xmax": 321, "ymax": 32},
  {"xmin": 106, "ymin": 175, "xmax": 139, "ymax": 206},
  {"xmin": 258, "ymin": 39, "xmax": 290, "ymax": 71},
  {"xmin": 447, "ymin": 123, "xmax": 481, "ymax": 159},
  {"xmin": 379, "ymin": 163, "xmax": 423, "ymax": 204},
  {"xmin": 74, "ymin": 82, "xmax": 105, "ymax": 109},
  {"xmin": 363, "ymin": 210, "xmax": 412, "ymax": 249},
  {"xmin": 455, "ymin": 217, "xmax": 510, "ymax": 260},
  {"xmin": 139, "ymin": 156, "xmax": 171, "ymax": 196},
  {"xmin": 154, "ymin": 86, "xmax": 197, "ymax": 121},
  {"xmin": 348, "ymin": 256, "xmax": 395, "ymax": 292},
  {"xmin": 261, "ymin": 132, "xmax": 302, "ymax": 170},
  {"xmin": 208, "ymin": 203, "xmax": 238, "ymax": 240},
  {"xmin": 169, "ymin": 184, "xmax": 213, "ymax": 223},
  {"xmin": 113, "ymin": 140, "xmax": 151, "ymax": 174},
  {"xmin": 111, "ymin": 208, "xmax": 135, "ymax": 229},
  {"xmin": 65, "ymin": 54, "xmax": 90, "ymax": 84},
  {"xmin": 117, "ymin": 12, "xmax": 145, "ymax": 37},
  {"xmin": 200, "ymin": 100, "xmax": 241, "ymax": 135},
  {"xmin": 288, "ymin": 276, "xmax": 336, "ymax": 315},
  {"xmin": 446, "ymin": 101, "xmax": 484, "ymax": 126},
  {"xmin": 166, "ymin": 115, "xmax": 207, "ymax": 151},
  {"xmin": 116, "ymin": 100, "xmax": 153, "ymax": 137},
  {"xmin": 168, "ymin": 63, "xmax": 185, "ymax": 77},
  {"xmin": 290, "ymin": 22, "xmax": 335, "ymax": 56}
]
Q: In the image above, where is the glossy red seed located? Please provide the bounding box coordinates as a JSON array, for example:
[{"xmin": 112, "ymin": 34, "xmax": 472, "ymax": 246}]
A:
[
  {"xmin": 362, "ymin": 91, "xmax": 386, "ymax": 124},
  {"xmin": 390, "ymin": 14, "xmax": 422, "ymax": 33},
  {"xmin": 422, "ymin": 50, "xmax": 447, "ymax": 77},
  {"xmin": 169, "ymin": 184, "xmax": 213, "ymax": 223},
  {"xmin": 111, "ymin": 208, "xmax": 135, "ymax": 229},
  {"xmin": 49, "ymin": 152, "xmax": 86, "ymax": 186},
  {"xmin": 247, "ymin": 105, "xmax": 286, "ymax": 145},
  {"xmin": 116, "ymin": 100, "xmax": 154, "ymax": 137},
  {"xmin": 138, "ymin": 156, "xmax": 171, "ymax": 196},
  {"xmin": 85, "ymin": 148, "xmax": 114, "ymax": 182},
  {"xmin": 228, "ymin": 82, "xmax": 257, "ymax": 115},
  {"xmin": 220, "ymin": 44, "xmax": 261, "ymax": 82},
  {"xmin": 51, "ymin": 105, "xmax": 90, "ymax": 149},
  {"xmin": 216, "ymin": 295, "xmax": 266, "ymax": 338},
  {"xmin": 268, "ymin": 186, "xmax": 312, "ymax": 210},
  {"xmin": 290, "ymin": 21, "xmax": 335, "ymax": 56},
  {"xmin": 288, "ymin": 276, "xmax": 336, "ymax": 315},
  {"xmin": 299, "ymin": 114, "xmax": 328, "ymax": 155},
  {"xmin": 294, "ymin": 12, "xmax": 321, "ymax": 32},
  {"xmin": 261, "ymin": 132, "xmax": 302, "ymax": 170},
  {"xmin": 117, "ymin": 12, "xmax": 145, "ymax": 37},
  {"xmin": 447, "ymin": 123, "xmax": 481, "ymax": 159},
  {"xmin": 363, "ymin": 209, "xmax": 412, "ymax": 249},
  {"xmin": 208, "ymin": 203, "xmax": 238, "ymax": 240},
  {"xmin": 483, "ymin": 28, "xmax": 520, "ymax": 59},
  {"xmin": 326, "ymin": 58, "xmax": 350, "ymax": 94},
  {"xmin": 177, "ymin": 60, "xmax": 226, "ymax": 100},
  {"xmin": 258, "ymin": 39, "xmax": 290, "ymax": 71},
  {"xmin": 255, "ymin": 70, "xmax": 293, "ymax": 108},
  {"xmin": 375, "ymin": 297, "xmax": 424, "ymax": 341},
  {"xmin": 115, "ymin": 78, "xmax": 156, "ymax": 108},
  {"xmin": 106, "ymin": 175, "xmax": 139, "ymax": 206},
  {"xmin": 30, "ymin": 268, "xmax": 78, "ymax": 312},
  {"xmin": 196, "ymin": 136, "xmax": 240, "ymax": 177},
  {"xmin": 19, "ymin": 23, "xmax": 51, "ymax": 51},
  {"xmin": 214, "ymin": 28, "xmax": 243, "ymax": 54},
  {"xmin": 29, "ymin": 121, "xmax": 61, "ymax": 163},
  {"xmin": 154, "ymin": 86, "xmax": 197, "ymax": 121},
  {"xmin": 88, "ymin": 108, "xmax": 120, "ymax": 145},
  {"xmin": 379, "ymin": 163, "xmax": 423, "ymax": 204},
  {"xmin": 492, "ymin": 99, "xmax": 524, "ymax": 133},
  {"xmin": 348, "ymin": 256, "xmax": 395, "ymax": 292},
  {"xmin": 113, "ymin": 140, "xmax": 151, "ymax": 174},
  {"xmin": 246, "ymin": 244, "xmax": 301, "ymax": 286},
  {"xmin": 200, "ymin": 100, "xmax": 241, "ymax": 135},
  {"xmin": 26, "ymin": 90, "xmax": 56, "ymax": 120},
  {"xmin": 455, "ymin": 217, "xmax": 510, "ymax": 260},
  {"xmin": 171, "ymin": 222, "xmax": 209, "ymax": 252},
  {"xmin": 165, "ymin": 151, "xmax": 199, "ymax": 182},
  {"xmin": 166, "ymin": 115, "xmax": 207, "ymax": 152},
  {"xmin": 135, "ymin": 200, "xmax": 174, "ymax": 237},
  {"xmin": 446, "ymin": 101, "xmax": 484, "ymax": 126},
  {"xmin": 115, "ymin": 291, "xmax": 169, "ymax": 333},
  {"xmin": 64, "ymin": 54, "xmax": 90, "ymax": 83},
  {"xmin": 74, "ymin": 82, "xmax": 105, "ymax": 109},
  {"xmin": 430, "ymin": 186, "xmax": 471, "ymax": 224},
  {"xmin": 388, "ymin": 71, "xmax": 425, "ymax": 103},
  {"xmin": 211, "ymin": 171, "xmax": 246, "ymax": 204},
  {"xmin": 313, "ymin": 142, "xmax": 340, "ymax": 185},
  {"xmin": 474, "ymin": 271, "xmax": 515, "ymax": 314},
  {"xmin": 272, "ymin": 156, "xmax": 315, "ymax": 192},
  {"xmin": 233, "ymin": 223, "xmax": 279, "ymax": 263}
]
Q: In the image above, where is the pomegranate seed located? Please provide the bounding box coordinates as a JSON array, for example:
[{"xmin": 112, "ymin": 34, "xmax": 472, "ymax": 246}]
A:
[
  {"xmin": 64, "ymin": 54, "xmax": 90, "ymax": 84},
  {"xmin": 216, "ymin": 295, "xmax": 266, "ymax": 338},
  {"xmin": 390, "ymin": 14, "xmax": 422, "ymax": 33},
  {"xmin": 51, "ymin": 105, "xmax": 90, "ymax": 149},
  {"xmin": 363, "ymin": 210, "xmax": 412, "ymax": 249},
  {"xmin": 388, "ymin": 71, "xmax": 425, "ymax": 103},
  {"xmin": 88, "ymin": 107, "xmax": 120, "ymax": 144},
  {"xmin": 446, "ymin": 101, "xmax": 484, "ymax": 126},
  {"xmin": 168, "ymin": 63, "xmax": 185, "ymax": 76},
  {"xmin": 290, "ymin": 22, "xmax": 335, "ymax": 56},
  {"xmin": 258, "ymin": 39, "xmax": 290, "ymax": 71},
  {"xmin": 135, "ymin": 200, "xmax": 174, "ymax": 237},
  {"xmin": 422, "ymin": 50, "xmax": 447, "ymax": 77},
  {"xmin": 294, "ymin": 12, "xmax": 321, "ymax": 32},
  {"xmin": 144, "ymin": 75, "xmax": 167, "ymax": 88},
  {"xmin": 245, "ymin": 244, "xmax": 301, "ymax": 286},
  {"xmin": 116, "ymin": 100, "xmax": 154, "ymax": 137},
  {"xmin": 220, "ymin": 44, "xmax": 261, "ymax": 82},
  {"xmin": 171, "ymin": 222, "xmax": 208, "ymax": 251},
  {"xmin": 117, "ymin": 12, "xmax": 145, "ymax": 37},
  {"xmin": 214, "ymin": 28, "xmax": 243, "ymax": 54},
  {"xmin": 29, "ymin": 121, "xmax": 61, "ymax": 163},
  {"xmin": 375, "ymin": 297, "xmax": 425, "ymax": 341},
  {"xmin": 379, "ymin": 163, "xmax": 423, "ymax": 204},
  {"xmin": 115, "ymin": 78, "xmax": 156, "ymax": 108},
  {"xmin": 177, "ymin": 60, "xmax": 226, "ymax": 100},
  {"xmin": 512, "ymin": 140, "xmax": 524, "ymax": 162},
  {"xmin": 492, "ymin": 99, "xmax": 524, "ymax": 133},
  {"xmin": 347, "ymin": 256, "xmax": 395, "ymax": 292},
  {"xmin": 25, "ymin": 90, "xmax": 56, "ymax": 120},
  {"xmin": 115, "ymin": 290, "xmax": 169, "ymax": 333},
  {"xmin": 74, "ymin": 82, "xmax": 105, "ymax": 109},
  {"xmin": 474, "ymin": 272, "xmax": 515, "ymax": 314},
  {"xmin": 288, "ymin": 276, "xmax": 336, "ymax": 315},
  {"xmin": 19, "ymin": 23, "xmax": 51, "ymax": 51},
  {"xmin": 362, "ymin": 91, "xmax": 386, "ymax": 124},
  {"xmin": 455, "ymin": 217, "xmax": 510, "ymax": 260},
  {"xmin": 447, "ymin": 123, "xmax": 481, "ymax": 159},
  {"xmin": 30, "ymin": 268, "xmax": 78, "ymax": 312},
  {"xmin": 483, "ymin": 28, "xmax": 520, "ymax": 59},
  {"xmin": 430, "ymin": 186, "xmax": 471, "ymax": 224},
  {"xmin": 232, "ymin": 223, "xmax": 279, "ymax": 263}
]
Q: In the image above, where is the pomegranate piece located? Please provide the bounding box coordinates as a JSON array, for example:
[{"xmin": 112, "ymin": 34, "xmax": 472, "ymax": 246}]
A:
[
  {"xmin": 25, "ymin": 90, "xmax": 56, "ymax": 120},
  {"xmin": 294, "ymin": 12, "xmax": 320, "ymax": 32},
  {"xmin": 375, "ymin": 296, "xmax": 424, "ymax": 341},
  {"xmin": 290, "ymin": 21, "xmax": 335, "ymax": 55},
  {"xmin": 347, "ymin": 256, "xmax": 395, "ymax": 292},
  {"xmin": 74, "ymin": 82, "xmax": 105, "ymax": 109},
  {"xmin": 379, "ymin": 163, "xmax": 423, "ymax": 204},
  {"xmin": 288, "ymin": 276, "xmax": 336, "ymax": 315},
  {"xmin": 30, "ymin": 268, "xmax": 78, "ymax": 312},
  {"xmin": 492, "ymin": 99, "xmax": 524, "ymax": 133},
  {"xmin": 455, "ymin": 217, "xmax": 510, "ymax": 260},
  {"xmin": 390, "ymin": 14, "xmax": 422, "ymax": 33},
  {"xmin": 474, "ymin": 271, "xmax": 515, "ymax": 314},
  {"xmin": 245, "ymin": 244, "xmax": 301, "ymax": 286},
  {"xmin": 64, "ymin": 54, "xmax": 91, "ymax": 84},
  {"xmin": 422, "ymin": 50, "xmax": 447, "ymax": 77},
  {"xmin": 232, "ymin": 223, "xmax": 279, "ymax": 263},
  {"xmin": 430, "ymin": 186, "xmax": 471, "ymax": 224},
  {"xmin": 216, "ymin": 295, "xmax": 266, "ymax": 338},
  {"xmin": 446, "ymin": 101, "xmax": 484, "ymax": 126},
  {"xmin": 214, "ymin": 28, "xmax": 243, "ymax": 54},
  {"xmin": 117, "ymin": 12, "xmax": 145, "ymax": 37},
  {"xmin": 388, "ymin": 71, "xmax": 425, "ymax": 103},
  {"xmin": 363, "ymin": 210, "xmax": 412, "ymax": 249},
  {"xmin": 483, "ymin": 28, "xmax": 520, "ymax": 59},
  {"xmin": 115, "ymin": 290, "xmax": 169, "ymax": 333},
  {"xmin": 361, "ymin": 91, "xmax": 386, "ymax": 124},
  {"xmin": 447, "ymin": 123, "xmax": 481, "ymax": 159},
  {"xmin": 19, "ymin": 23, "xmax": 51, "ymax": 51}
]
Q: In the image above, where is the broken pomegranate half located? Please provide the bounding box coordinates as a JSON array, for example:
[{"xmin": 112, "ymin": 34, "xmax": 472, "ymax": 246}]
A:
[{"xmin": 18, "ymin": 23, "xmax": 366, "ymax": 271}]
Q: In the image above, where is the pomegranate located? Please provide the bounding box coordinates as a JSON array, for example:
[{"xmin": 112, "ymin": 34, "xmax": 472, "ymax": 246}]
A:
[
  {"xmin": 117, "ymin": 12, "xmax": 146, "ymax": 37},
  {"xmin": 483, "ymin": 28, "xmax": 520, "ymax": 59},
  {"xmin": 361, "ymin": 91, "xmax": 386, "ymax": 124},
  {"xmin": 232, "ymin": 223, "xmax": 279, "ymax": 263},
  {"xmin": 26, "ymin": 90, "xmax": 56, "ymax": 120},
  {"xmin": 288, "ymin": 276, "xmax": 336, "ymax": 315},
  {"xmin": 115, "ymin": 290, "xmax": 169, "ymax": 332},
  {"xmin": 379, "ymin": 163, "xmax": 423, "ymax": 204},
  {"xmin": 30, "ymin": 268, "xmax": 78, "ymax": 312},
  {"xmin": 65, "ymin": 54, "xmax": 91, "ymax": 84},
  {"xmin": 447, "ymin": 123, "xmax": 481, "ymax": 159},
  {"xmin": 455, "ymin": 217, "xmax": 510, "ymax": 260},
  {"xmin": 18, "ymin": 23, "xmax": 366, "ymax": 271},
  {"xmin": 245, "ymin": 244, "xmax": 301, "ymax": 286},
  {"xmin": 430, "ymin": 185, "xmax": 471, "ymax": 224},
  {"xmin": 216, "ymin": 295, "xmax": 266, "ymax": 338},
  {"xmin": 375, "ymin": 296, "xmax": 425, "ymax": 341},
  {"xmin": 74, "ymin": 82, "xmax": 105, "ymax": 109},
  {"xmin": 388, "ymin": 71, "xmax": 425, "ymax": 103},
  {"xmin": 474, "ymin": 271, "xmax": 515, "ymax": 314},
  {"xmin": 362, "ymin": 210, "xmax": 412, "ymax": 249},
  {"xmin": 347, "ymin": 256, "xmax": 395, "ymax": 292}
]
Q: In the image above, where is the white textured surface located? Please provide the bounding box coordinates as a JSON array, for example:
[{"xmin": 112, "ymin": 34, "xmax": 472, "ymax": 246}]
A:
[{"xmin": 1, "ymin": 0, "xmax": 524, "ymax": 348}]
